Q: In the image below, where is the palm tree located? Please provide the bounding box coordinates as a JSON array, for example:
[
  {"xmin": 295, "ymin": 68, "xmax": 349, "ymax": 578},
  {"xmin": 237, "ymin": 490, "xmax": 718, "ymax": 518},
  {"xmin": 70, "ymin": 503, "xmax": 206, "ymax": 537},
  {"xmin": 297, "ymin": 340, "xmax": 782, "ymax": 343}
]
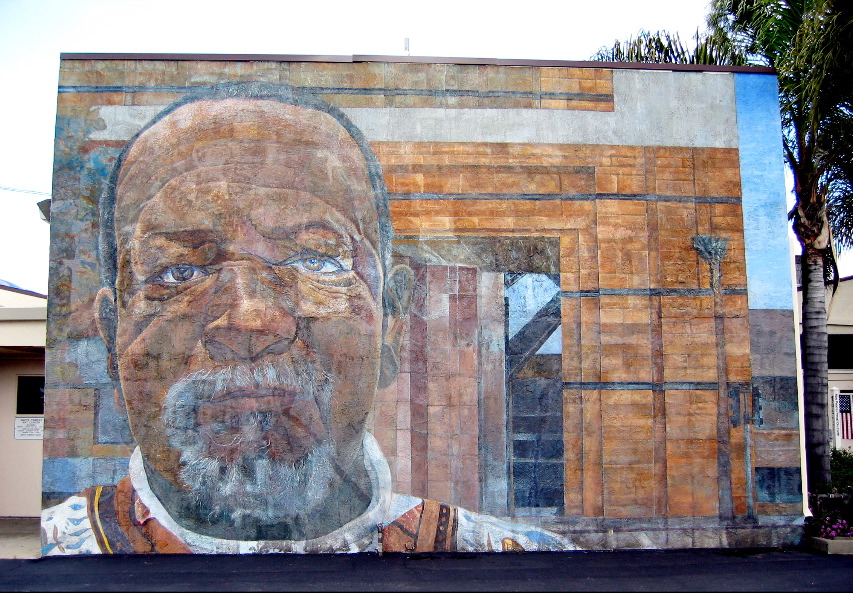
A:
[{"xmin": 593, "ymin": 0, "xmax": 853, "ymax": 491}]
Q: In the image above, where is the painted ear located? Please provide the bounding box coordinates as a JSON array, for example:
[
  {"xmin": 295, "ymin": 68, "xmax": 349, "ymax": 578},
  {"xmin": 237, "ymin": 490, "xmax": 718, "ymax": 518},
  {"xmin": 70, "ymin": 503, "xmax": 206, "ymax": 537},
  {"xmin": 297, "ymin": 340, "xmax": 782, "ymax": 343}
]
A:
[
  {"xmin": 378, "ymin": 264, "xmax": 413, "ymax": 389},
  {"xmin": 94, "ymin": 287, "xmax": 121, "ymax": 400},
  {"xmin": 383, "ymin": 264, "xmax": 413, "ymax": 318}
]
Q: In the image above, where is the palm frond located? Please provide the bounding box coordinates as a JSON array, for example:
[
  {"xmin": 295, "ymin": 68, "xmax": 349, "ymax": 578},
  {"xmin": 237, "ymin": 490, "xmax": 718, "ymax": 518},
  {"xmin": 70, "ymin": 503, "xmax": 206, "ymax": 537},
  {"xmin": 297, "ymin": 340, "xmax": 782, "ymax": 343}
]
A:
[
  {"xmin": 590, "ymin": 29, "xmax": 748, "ymax": 66},
  {"xmin": 591, "ymin": 30, "xmax": 693, "ymax": 64}
]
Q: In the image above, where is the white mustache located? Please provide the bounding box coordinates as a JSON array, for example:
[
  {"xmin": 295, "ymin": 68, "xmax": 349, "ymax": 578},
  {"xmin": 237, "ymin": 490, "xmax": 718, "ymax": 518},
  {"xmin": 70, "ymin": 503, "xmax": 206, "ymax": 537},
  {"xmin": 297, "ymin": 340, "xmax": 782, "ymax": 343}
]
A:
[{"xmin": 162, "ymin": 359, "xmax": 333, "ymax": 432}]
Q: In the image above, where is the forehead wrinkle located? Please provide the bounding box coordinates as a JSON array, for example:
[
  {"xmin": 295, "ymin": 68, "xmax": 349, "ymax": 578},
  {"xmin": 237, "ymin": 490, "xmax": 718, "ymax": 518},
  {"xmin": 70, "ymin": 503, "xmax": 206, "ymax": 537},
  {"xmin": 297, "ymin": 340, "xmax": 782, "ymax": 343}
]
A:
[
  {"xmin": 116, "ymin": 151, "xmax": 366, "ymax": 228},
  {"xmin": 115, "ymin": 99, "xmax": 371, "ymax": 212},
  {"xmin": 121, "ymin": 139, "xmax": 359, "ymax": 194},
  {"xmin": 120, "ymin": 164, "xmax": 376, "ymax": 242}
]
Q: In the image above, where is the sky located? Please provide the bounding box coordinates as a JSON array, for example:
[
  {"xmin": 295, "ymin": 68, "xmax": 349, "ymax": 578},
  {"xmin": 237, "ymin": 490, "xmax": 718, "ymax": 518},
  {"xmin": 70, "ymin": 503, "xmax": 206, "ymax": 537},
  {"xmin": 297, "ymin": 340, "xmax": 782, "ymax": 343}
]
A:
[{"xmin": 0, "ymin": 0, "xmax": 835, "ymax": 295}]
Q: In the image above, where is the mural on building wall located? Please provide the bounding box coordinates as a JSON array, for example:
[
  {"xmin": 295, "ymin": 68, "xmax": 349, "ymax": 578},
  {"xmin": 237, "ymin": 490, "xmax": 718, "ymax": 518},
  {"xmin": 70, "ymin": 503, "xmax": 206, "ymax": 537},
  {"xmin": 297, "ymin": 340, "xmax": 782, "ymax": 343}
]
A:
[{"xmin": 43, "ymin": 58, "xmax": 804, "ymax": 555}]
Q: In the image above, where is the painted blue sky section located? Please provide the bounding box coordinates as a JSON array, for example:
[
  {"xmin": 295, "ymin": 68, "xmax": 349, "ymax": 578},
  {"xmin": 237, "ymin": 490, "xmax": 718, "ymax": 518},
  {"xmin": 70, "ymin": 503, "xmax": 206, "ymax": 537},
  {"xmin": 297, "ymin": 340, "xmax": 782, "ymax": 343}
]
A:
[
  {"xmin": 536, "ymin": 325, "xmax": 563, "ymax": 354},
  {"xmin": 735, "ymin": 73, "xmax": 794, "ymax": 310},
  {"xmin": 505, "ymin": 274, "xmax": 559, "ymax": 339}
]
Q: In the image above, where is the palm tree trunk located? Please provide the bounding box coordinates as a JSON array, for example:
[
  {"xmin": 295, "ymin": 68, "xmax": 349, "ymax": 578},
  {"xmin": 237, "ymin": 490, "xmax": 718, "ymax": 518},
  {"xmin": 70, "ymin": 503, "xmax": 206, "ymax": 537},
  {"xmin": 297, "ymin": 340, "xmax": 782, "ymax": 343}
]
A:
[{"xmin": 802, "ymin": 245, "xmax": 832, "ymax": 491}]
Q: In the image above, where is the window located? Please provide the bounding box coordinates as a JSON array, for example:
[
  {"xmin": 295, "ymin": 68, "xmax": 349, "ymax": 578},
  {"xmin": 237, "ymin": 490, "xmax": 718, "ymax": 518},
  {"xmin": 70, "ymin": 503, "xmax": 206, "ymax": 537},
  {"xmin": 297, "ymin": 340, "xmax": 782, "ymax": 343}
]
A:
[
  {"xmin": 828, "ymin": 335, "xmax": 853, "ymax": 370},
  {"xmin": 16, "ymin": 376, "xmax": 45, "ymax": 415}
]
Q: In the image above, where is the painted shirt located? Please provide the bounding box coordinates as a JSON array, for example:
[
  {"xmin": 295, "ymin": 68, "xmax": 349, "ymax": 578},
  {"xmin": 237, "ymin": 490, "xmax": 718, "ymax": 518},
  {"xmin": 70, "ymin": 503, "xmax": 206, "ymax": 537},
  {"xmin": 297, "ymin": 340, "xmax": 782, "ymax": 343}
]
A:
[{"xmin": 42, "ymin": 434, "xmax": 577, "ymax": 555}]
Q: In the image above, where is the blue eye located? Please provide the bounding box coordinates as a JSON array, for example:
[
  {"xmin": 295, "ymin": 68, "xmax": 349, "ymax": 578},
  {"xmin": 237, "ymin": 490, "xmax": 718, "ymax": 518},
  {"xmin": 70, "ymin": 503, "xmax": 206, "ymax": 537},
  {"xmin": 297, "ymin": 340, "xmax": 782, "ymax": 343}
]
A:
[
  {"xmin": 156, "ymin": 265, "xmax": 207, "ymax": 284},
  {"xmin": 288, "ymin": 255, "xmax": 344, "ymax": 274}
]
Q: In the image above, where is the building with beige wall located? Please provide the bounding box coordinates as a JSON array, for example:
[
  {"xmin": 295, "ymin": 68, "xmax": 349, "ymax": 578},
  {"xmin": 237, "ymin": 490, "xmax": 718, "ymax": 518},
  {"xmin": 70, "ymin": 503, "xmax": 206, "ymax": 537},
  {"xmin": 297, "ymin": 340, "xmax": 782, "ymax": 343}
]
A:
[
  {"xmin": 0, "ymin": 285, "xmax": 46, "ymax": 517},
  {"xmin": 826, "ymin": 276, "xmax": 853, "ymax": 451}
]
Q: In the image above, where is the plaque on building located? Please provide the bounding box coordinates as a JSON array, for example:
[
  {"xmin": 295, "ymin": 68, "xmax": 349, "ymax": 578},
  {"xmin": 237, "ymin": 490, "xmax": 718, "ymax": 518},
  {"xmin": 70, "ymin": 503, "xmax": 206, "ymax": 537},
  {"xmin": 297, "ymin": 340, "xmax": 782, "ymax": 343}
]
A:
[{"xmin": 14, "ymin": 417, "xmax": 44, "ymax": 440}]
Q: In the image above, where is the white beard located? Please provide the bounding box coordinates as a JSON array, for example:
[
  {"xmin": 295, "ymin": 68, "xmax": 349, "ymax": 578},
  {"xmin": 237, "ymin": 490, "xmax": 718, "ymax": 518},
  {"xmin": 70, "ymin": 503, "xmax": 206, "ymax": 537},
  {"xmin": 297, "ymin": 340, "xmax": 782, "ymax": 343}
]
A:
[{"xmin": 161, "ymin": 361, "xmax": 337, "ymax": 526}]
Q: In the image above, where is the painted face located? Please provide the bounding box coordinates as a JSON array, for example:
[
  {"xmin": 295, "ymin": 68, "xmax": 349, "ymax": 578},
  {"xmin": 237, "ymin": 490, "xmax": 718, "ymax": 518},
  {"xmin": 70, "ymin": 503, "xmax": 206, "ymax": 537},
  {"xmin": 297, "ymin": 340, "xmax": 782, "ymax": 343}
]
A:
[{"xmin": 109, "ymin": 99, "xmax": 386, "ymax": 493}]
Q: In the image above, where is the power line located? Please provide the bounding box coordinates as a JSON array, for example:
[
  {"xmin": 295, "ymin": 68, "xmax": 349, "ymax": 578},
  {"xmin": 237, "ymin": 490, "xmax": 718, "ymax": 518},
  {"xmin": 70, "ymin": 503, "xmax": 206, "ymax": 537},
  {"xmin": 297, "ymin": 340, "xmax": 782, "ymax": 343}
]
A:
[{"xmin": 0, "ymin": 186, "xmax": 52, "ymax": 197}]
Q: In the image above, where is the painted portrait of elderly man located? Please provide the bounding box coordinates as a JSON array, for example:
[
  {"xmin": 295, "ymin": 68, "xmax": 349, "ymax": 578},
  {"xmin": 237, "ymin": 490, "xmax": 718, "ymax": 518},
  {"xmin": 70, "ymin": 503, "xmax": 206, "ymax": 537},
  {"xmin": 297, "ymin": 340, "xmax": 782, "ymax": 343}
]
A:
[{"xmin": 41, "ymin": 82, "xmax": 578, "ymax": 554}]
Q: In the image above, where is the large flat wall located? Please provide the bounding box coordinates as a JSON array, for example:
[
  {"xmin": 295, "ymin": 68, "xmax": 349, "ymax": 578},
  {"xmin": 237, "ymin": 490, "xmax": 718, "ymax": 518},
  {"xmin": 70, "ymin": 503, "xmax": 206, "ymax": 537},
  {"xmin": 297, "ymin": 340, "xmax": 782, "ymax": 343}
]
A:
[{"xmin": 45, "ymin": 57, "xmax": 802, "ymax": 550}]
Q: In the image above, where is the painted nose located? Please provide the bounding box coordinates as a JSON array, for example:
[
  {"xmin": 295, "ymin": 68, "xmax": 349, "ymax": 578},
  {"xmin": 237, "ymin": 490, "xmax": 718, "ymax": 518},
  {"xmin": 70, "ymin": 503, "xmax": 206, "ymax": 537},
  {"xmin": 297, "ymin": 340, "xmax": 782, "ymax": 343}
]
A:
[{"xmin": 203, "ymin": 266, "xmax": 297, "ymax": 363}]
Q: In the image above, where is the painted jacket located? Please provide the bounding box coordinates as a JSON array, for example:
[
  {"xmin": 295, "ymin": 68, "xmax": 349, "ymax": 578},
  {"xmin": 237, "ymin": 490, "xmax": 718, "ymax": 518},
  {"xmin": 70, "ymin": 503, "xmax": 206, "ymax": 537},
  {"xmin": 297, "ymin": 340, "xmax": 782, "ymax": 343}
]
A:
[{"xmin": 42, "ymin": 434, "xmax": 577, "ymax": 555}]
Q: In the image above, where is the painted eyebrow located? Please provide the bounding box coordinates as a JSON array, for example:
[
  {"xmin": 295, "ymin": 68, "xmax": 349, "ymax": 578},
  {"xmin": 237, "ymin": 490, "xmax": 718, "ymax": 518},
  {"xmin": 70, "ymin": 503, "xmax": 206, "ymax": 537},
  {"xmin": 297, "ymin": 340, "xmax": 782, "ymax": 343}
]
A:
[
  {"xmin": 135, "ymin": 236, "xmax": 347, "ymax": 268},
  {"xmin": 263, "ymin": 224, "xmax": 354, "ymax": 255},
  {"xmin": 139, "ymin": 230, "xmax": 219, "ymax": 247},
  {"xmin": 278, "ymin": 249, "xmax": 345, "ymax": 265},
  {"xmin": 259, "ymin": 220, "xmax": 353, "ymax": 241}
]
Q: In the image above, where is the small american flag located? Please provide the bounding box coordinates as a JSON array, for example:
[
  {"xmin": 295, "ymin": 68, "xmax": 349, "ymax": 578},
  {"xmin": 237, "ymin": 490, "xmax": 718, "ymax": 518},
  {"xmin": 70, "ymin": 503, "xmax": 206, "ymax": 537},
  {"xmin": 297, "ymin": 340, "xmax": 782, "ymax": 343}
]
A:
[{"xmin": 840, "ymin": 393, "xmax": 853, "ymax": 440}]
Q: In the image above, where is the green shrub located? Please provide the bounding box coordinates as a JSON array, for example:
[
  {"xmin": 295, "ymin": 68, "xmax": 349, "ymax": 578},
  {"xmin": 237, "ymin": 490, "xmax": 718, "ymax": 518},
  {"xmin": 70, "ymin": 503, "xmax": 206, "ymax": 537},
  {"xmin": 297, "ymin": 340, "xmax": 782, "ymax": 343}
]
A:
[
  {"xmin": 831, "ymin": 448, "xmax": 853, "ymax": 492},
  {"xmin": 805, "ymin": 448, "xmax": 853, "ymax": 537}
]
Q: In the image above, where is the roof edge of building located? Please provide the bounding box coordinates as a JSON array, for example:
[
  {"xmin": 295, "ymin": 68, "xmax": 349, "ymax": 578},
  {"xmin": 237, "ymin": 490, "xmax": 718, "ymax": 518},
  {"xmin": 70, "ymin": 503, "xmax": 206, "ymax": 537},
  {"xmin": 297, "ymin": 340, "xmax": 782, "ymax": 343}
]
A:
[{"xmin": 58, "ymin": 53, "xmax": 776, "ymax": 74}]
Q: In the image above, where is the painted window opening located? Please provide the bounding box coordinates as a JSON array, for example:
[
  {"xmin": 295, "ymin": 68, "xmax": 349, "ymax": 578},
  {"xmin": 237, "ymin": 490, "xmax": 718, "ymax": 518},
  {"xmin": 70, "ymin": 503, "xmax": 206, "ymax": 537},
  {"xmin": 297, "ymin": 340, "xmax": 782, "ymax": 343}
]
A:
[{"xmin": 506, "ymin": 273, "xmax": 565, "ymax": 515}]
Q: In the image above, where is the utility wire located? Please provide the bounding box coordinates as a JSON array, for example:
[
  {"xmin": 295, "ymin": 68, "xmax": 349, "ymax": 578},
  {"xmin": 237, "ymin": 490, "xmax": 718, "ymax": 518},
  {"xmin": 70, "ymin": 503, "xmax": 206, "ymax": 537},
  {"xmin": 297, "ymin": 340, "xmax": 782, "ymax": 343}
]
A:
[{"xmin": 0, "ymin": 186, "xmax": 52, "ymax": 197}]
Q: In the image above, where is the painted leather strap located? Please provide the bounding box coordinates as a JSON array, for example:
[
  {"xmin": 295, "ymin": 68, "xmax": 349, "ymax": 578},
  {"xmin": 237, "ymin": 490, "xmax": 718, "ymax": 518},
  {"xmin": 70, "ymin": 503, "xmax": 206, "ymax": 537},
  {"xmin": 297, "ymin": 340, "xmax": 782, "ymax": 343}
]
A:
[
  {"xmin": 381, "ymin": 499, "xmax": 459, "ymax": 552},
  {"xmin": 85, "ymin": 478, "xmax": 190, "ymax": 554}
]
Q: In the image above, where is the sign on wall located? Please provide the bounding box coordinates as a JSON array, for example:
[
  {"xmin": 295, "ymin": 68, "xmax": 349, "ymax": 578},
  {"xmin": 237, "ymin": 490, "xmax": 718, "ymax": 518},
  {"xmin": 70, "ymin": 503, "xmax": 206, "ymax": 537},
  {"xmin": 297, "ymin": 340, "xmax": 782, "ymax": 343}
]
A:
[{"xmin": 15, "ymin": 417, "xmax": 44, "ymax": 440}]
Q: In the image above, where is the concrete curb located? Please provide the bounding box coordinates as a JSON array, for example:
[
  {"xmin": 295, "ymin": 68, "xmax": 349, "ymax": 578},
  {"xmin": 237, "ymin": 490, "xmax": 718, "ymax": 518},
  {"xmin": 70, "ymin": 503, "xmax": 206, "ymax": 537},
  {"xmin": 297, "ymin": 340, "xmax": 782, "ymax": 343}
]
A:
[{"xmin": 808, "ymin": 536, "xmax": 853, "ymax": 554}]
